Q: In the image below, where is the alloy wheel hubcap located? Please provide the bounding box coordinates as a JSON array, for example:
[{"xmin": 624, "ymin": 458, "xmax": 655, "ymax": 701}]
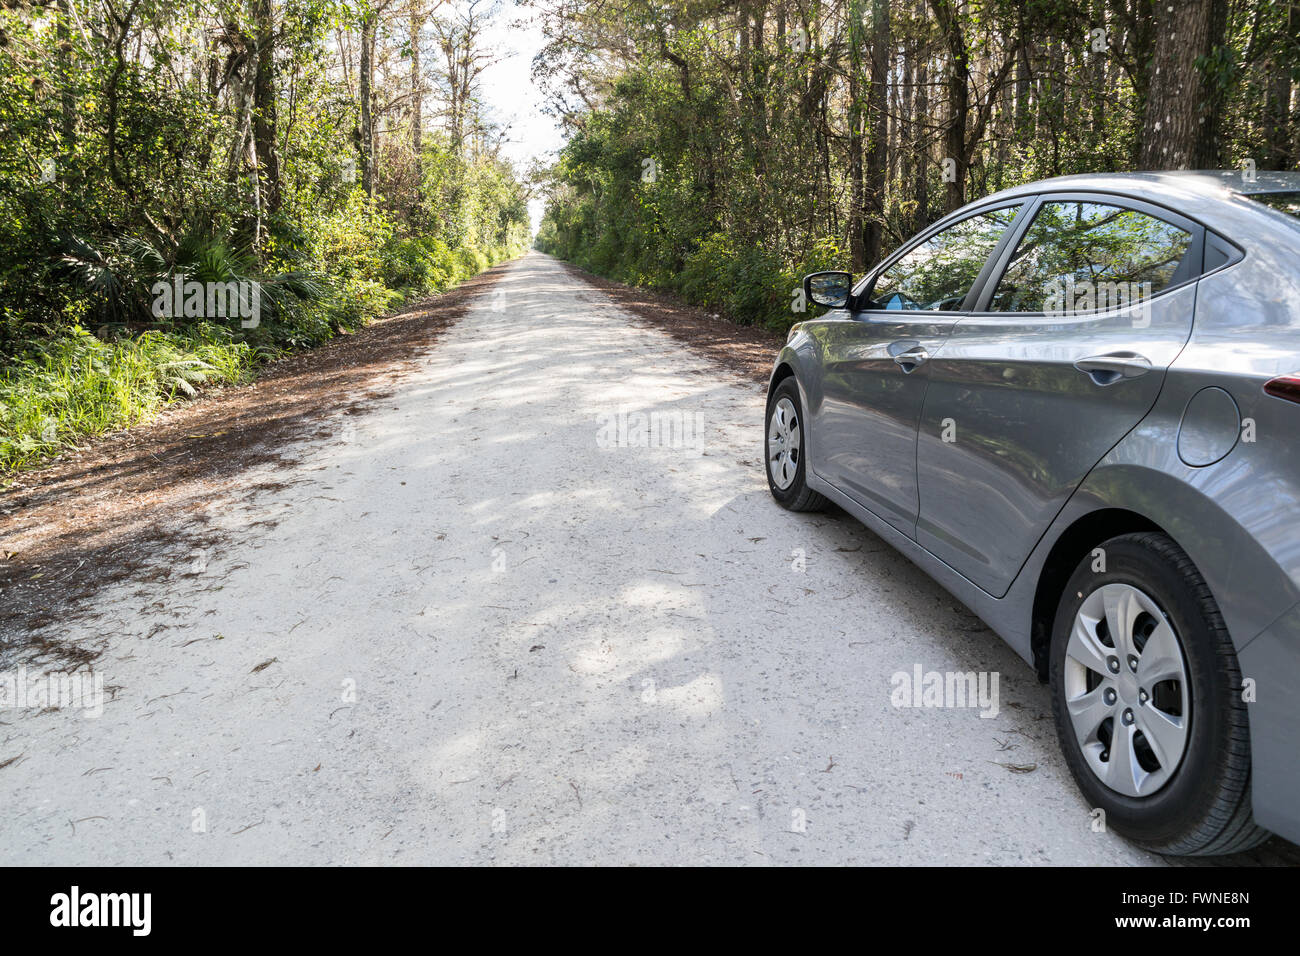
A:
[
  {"xmin": 1064, "ymin": 583, "xmax": 1191, "ymax": 797},
  {"xmin": 767, "ymin": 397, "xmax": 801, "ymax": 491}
]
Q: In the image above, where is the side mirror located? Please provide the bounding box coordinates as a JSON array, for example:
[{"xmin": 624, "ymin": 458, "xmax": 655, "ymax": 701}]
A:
[{"xmin": 804, "ymin": 271, "xmax": 853, "ymax": 309}]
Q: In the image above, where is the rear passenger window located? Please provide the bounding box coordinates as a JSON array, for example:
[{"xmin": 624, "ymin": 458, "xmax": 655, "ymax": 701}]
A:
[{"xmin": 989, "ymin": 201, "xmax": 1194, "ymax": 313}]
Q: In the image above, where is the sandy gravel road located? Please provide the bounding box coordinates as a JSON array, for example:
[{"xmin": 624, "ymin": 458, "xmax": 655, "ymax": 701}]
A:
[{"xmin": 1, "ymin": 251, "xmax": 1289, "ymax": 865}]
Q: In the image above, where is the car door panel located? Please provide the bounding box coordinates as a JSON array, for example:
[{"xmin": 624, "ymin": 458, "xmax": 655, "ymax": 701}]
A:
[{"xmin": 812, "ymin": 316, "xmax": 958, "ymax": 534}]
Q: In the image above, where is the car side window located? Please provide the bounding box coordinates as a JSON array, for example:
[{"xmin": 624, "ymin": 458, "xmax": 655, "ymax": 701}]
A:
[
  {"xmin": 988, "ymin": 200, "xmax": 1194, "ymax": 313},
  {"xmin": 865, "ymin": 205, "xmax": 1021, "ymax": 312}
]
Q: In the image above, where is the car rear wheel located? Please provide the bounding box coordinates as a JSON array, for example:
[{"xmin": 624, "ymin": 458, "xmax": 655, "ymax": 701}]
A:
[
  {"xmin": 765, "ymin": 378, "xmax": 826, "ymax": 512},
  {"xmin": 1049, "ymin": 532, "xmax": 1269, "ymax": 856}
]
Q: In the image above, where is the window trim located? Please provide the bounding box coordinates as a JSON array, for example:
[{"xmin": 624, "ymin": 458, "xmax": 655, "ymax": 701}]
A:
[
  {"xmin": 1201, "ymin": 229, "xmax": 1245, "ymax": 278},
  {"xmin": 851, "ymin": 200, "xmax": 1029, "ymax": 317},
  {"xmin": 969, "ymin": 191, "xmax": 1207, "ymax": 316}
]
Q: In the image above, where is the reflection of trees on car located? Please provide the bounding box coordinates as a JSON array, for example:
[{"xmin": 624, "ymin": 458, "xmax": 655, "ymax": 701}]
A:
[
  {"xmin": 928, "ymin": 295, "xmax": 965, "ymax": 310},
  {"xmin": 877, "ymin": 291, "xmax": 924, "ymax": 310},
  {"xmin": 867, "ymin": 207, "xmax": 1020, "ymax": 311},
  {"xmin": 992, "ymin": 202, "xmax": 1192, "ymax": 312}
]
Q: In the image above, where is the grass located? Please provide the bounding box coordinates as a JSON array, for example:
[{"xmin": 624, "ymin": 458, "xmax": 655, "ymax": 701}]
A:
[{"xmin": 0, "ymin": 324, "xmax": 266, "ymax": 474}]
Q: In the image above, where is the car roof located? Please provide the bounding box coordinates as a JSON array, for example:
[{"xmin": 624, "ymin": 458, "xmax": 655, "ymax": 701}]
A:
[
  {"xmin": 983, "ymin": 170, "xmax": 1300, "ymax": 203},
  {"xmin": 971, "ymin": 171, "xmax": 1300, "ymax": 239}
]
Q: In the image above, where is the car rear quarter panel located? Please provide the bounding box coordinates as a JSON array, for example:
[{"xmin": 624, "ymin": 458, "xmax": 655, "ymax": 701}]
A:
[{"xmin": 1170, "ymin": 222, "xmax": 1300, "ymax": 844}]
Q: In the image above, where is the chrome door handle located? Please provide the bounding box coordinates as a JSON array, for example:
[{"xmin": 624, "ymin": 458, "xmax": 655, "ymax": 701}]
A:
[
  {"xmin": 1074, "ymin": 352, "xmax": 1153, "ymax": 386},
  {"xmin": 893, "ymin": 346, "xmax": 930, "ymax": 373}
]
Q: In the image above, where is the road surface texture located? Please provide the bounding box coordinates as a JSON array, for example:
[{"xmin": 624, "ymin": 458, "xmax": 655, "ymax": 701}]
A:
[{"xmin": 2, "ymin": 251, "xmax": 1293, "ymax": 865}]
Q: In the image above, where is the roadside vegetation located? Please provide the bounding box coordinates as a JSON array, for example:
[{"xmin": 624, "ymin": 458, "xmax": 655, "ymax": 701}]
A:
[
  {"xmin": 534, "ymin": 0, "xmax": 1299, "ymax": 330},
  {"xmin": 0, "ymin": 0, "xmax": 528, "ymax": 474}
]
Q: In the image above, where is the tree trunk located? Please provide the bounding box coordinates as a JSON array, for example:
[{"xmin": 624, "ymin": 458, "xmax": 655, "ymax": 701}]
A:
[
  {"xmin": 864, "ymin": 0, "xmax": 890, "ymax": 266},
  {"xmin": 1014, "ymin": 41, "xmax": 1030, "ymax": 137},
  {"xmin": 57, "ymin": 0, "xmax": 76, "ymax": 150},
  {"xmin": 410, "ymin": 5, "xmax": 424, "ymax": 199},
  {"xmin": 1264, "ymin": 2, "xmax": 1296, "ymax": 169},
  {"xmin": 913, "ymin": 24, "xmax": 930, "ymax": 234},
  {"xmin": 848, "ymin": 0, "xmax": 865, "ymax": 270},
  {"xmin": 930, "ymin": 0, "xmax": 969, "ymax": 212},
  {"xmin": 253, "ymin": 0, "xmax": 282, "ymax": 215},
  {"xmin": 1138, "ymin": 0, "xmax": 1227, "ymax": 169},
  {"xmin": 225, "ymin": 68, "xmax": 254, "ymax": 189},
  {"xmin": 359, "ymin": 12, "xmax": 376, "ymax": 196},
  {"xmin": 1123, "ymin": 0, "xmax": 1157, "ymax": 119}
]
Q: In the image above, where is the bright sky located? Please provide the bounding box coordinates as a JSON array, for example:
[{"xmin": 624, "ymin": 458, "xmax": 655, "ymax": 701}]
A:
[{"xmin": 478, "ymin": 2, "xmax": 566, "ymax": 234}]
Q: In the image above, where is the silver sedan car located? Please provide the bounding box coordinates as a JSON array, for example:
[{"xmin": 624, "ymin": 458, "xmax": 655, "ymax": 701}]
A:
[{"xmin": 769, "ymin": 171, "xmax": 1300, "ymax": 856}]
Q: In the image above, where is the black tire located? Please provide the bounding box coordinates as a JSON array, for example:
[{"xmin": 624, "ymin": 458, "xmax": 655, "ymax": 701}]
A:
[
  {"xmin": 1049, "ymin": 532, "xmax": 1268, "ymax": 856},
  {"xmin": 764, "ymin": 377, "xmax": 826, "ymax": 512}
]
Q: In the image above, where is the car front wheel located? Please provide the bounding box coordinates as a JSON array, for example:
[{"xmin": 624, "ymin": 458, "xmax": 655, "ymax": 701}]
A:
[
  {"xmin": 765, "ymin": 377, "xmax": 826, "ymax": 512},
  {"xmin": 1049, "ymin": 532, "xmax": 1269, "ymax": 856}
]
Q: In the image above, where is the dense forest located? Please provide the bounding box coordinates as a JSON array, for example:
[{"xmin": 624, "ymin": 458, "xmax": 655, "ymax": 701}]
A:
[
  {"xmin": 0, "ymin": 0, "xmax": 529, "ymax": 472},
  {"xmin": 534, "ymin": 0, "xmax": 1300, "ymax": 327}
]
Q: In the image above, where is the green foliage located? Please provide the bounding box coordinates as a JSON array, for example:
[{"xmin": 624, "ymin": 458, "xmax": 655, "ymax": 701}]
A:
[
  {"xmin": 0, "ymin": 1, "xmax": 530, "ymax": 474},
  {"xmin": 537, "ymin": 0, "xmax": 1297, "ymax": 330},
  {"xmin": 0, "ymin": 325, "xmax": 262, "ymax": 471}
]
